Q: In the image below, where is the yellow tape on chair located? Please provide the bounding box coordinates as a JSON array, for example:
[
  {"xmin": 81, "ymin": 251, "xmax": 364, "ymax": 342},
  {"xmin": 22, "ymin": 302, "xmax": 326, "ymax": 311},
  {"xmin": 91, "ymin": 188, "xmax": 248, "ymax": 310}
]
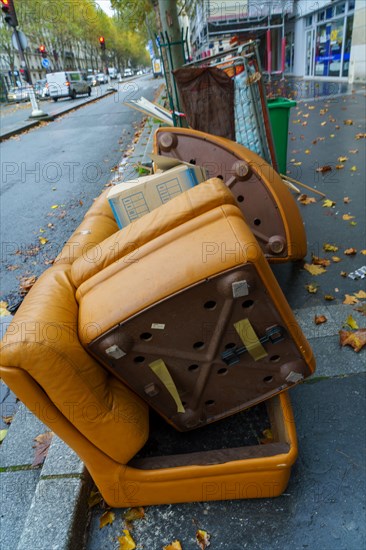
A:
[
  {"xmin": 149, "ymin": 359, "xmax": 185, "ymax": 413},
  {"xmin": 234, "ymin": 319, "xmax": 268, "ymax": 361}
]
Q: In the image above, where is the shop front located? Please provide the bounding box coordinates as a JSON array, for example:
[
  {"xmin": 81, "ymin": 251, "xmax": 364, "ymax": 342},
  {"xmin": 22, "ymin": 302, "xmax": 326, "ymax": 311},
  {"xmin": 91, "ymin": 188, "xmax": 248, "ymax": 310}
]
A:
[{"xmin": 304, "ymin": 0, "xmax": 355, "ymax": 79}]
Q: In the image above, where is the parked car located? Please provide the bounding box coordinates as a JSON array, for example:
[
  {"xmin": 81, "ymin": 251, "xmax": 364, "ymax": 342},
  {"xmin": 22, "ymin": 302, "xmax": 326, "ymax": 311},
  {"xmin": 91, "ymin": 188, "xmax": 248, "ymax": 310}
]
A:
[
  {"xmin": 123, "ymin": 68, "xmax": 133, "ymax": 77},
  {"xmin": 34, "ymin": 79, "xmax": 49, "ymax": 99},
  {"xmin": 108, "ymin": 67, "xmax": 118, "ymax": 79},
  {"xmin": 96, "ymin": 73, "xmax": 108, "ymax": 84},
  {"xmin": 46, "ymin": 71, "xmax": 91, "ymax": 101},
  {"xmin": 7, "ymin": 86, "xmax": 31, "ymax": 103},
  {"xmin": 86, "ymin": 75, "xmax": 99, "ymax": 87}
]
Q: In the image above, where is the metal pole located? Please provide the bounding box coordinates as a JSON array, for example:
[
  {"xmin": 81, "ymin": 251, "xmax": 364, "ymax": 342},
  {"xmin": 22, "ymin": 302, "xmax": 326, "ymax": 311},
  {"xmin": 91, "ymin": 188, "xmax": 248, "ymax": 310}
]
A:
[{"xmin": 13, "ymin": 28, "xmax": 48, "ymax": 119}]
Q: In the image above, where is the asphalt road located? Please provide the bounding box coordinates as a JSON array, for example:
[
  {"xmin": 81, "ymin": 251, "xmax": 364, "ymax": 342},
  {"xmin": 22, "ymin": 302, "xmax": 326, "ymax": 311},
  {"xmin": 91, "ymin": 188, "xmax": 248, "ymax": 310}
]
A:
[{"xmin": 0, "ymin": 75, "xmax": 164, "ymax": 305}]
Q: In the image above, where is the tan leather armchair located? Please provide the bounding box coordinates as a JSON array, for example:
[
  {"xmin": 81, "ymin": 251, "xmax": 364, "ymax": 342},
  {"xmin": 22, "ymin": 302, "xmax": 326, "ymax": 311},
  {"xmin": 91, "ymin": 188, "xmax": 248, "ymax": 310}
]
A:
[{"xmin": 0, "ymin": 176, "xmax": 314, "ymax": 507}]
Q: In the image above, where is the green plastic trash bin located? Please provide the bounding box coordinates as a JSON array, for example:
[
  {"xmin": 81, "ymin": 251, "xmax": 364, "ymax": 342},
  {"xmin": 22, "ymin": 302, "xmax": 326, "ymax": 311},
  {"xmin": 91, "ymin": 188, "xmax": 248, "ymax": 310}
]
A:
[{"xmin": 267, "ymin": 98, "xmax": 297, "ymax": 175}]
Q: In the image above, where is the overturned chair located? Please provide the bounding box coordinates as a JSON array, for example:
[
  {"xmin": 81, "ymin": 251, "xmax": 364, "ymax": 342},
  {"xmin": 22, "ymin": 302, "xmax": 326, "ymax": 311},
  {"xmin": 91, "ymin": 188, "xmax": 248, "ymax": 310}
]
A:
[{"xmin": 0, "ymin": 177, "xmax": 315, "ymax": 508}]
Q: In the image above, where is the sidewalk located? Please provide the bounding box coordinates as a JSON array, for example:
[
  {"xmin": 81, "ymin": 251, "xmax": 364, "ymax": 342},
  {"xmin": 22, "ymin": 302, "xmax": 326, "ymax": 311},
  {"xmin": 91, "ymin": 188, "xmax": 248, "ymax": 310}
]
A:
[{"xmin": 0, "ymin": 80, "xmax": 365, "ymax": 550}]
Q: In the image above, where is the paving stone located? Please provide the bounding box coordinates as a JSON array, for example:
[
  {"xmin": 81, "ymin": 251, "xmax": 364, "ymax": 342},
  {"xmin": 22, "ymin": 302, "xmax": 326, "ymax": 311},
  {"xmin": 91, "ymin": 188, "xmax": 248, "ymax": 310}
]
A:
[
  {"xmin": 17, "ymin": 476, "xmax": 92, "ymax": 550},
  {"xmin": 41, "ymin": 435, "xmax": 84, "ymax": 477},
  {"xmin": 0, "ymin": 470, "xmax": 40, "ymax": 550},
  {"xmin": 0, "ymin": 404, "xmax": 47, "ymax": 468},
  {"xmin": 307, "ymin": 334, "xmax": 366, "ymax": 378},
  {"xmin": 294, "ymin": 303, "xmax": 365, "ymax": 340}
]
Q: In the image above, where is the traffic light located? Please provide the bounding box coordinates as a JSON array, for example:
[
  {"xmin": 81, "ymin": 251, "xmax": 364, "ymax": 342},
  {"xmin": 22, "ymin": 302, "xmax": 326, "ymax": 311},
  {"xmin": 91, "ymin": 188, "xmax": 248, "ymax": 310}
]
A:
[
  {"xmin": 39, "ymin": 45, "xmax": 47, "ymax": 58},
  {"xmin": 99, "ymin": 36, "xmax": 106, "ymax": 50},
  {"xmin": 0, "ymin": 0, "xmax": 18, "ymax": 27}
]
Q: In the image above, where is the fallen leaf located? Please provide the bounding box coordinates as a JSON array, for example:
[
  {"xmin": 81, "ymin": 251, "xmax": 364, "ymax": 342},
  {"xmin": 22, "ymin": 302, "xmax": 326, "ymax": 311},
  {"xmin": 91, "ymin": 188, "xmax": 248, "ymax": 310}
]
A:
[
  {"xmin": 260, "ymin": 428, "xmax": 274, "ymax": 444},
  {"xmin": 340, "ymin": 271, "xmax": 348, "ymax": 278},
  {"xmin": 342, "ymin": 214, "xmax": 355, "ymax": 221},
  {"xmin": 355, "ymin": 133, "xmax": 366, "ymax": 139},
  {"xmin": 350, "ymin": 166, "xmax": 357, "ymax": 172},
  {"xmin": 349, "ymin": 149, "xmax": 358, "ymax": 154},
  {"xmin": 47, "ymin": 223, "xmax": 54, "ymax": 228},
  {"xmin": 343, "ymin": 294, "xmax": 359, "ymax": 305},
  {"xmin": 88, "ymin": 490, "xmax": 103, "ymax": 508},
  {"xmin": 0, "ymin": 303, "xmax": 11, "ymax": 316},
  {"xmin": 344, "ymin": 248, "xmax": 357, "ymax": 255},
  {"xmin": 354, "ymin": 290, "xmax": 366, "ymax": 299},
  {"xmin": 350, "ymin": 221, "xmax": 357, "ymax": 226},
  {"xmin": 305, "ymin": 284, "xmax": 318, "ymax": 293},
  {"xmin": 304, "ymin": 263, "xmax": 326, "ymax": 275},
  {"xmin": 322, "ymin": 199, "xmax": 335, "ymax": 208},
  {"xmin": 316, "ymin": 165, "xmax": 332, "ymax": 173},
  {"xmin": 361, "ymin": 250, "xmax": 366, "ymax": 255},
  {"xmin": 32, "ymin": 431, "xmax": 54, "ymax": 466},
  {"xmin": 330, "ymin": 134, "xmax": 335, "ymax": 138},
  {"xmin": 323, "ymin": 243, "xmax": 338, "ymax": 252},
  {"xmin": 324, "ymin": 295, "xmax": 335, "ymax": 301},
  {"xmin": 293, "ymin": 162, "xmax": 302, "ymax": 166},
  {"xmin": 343, "ymin": 197, "xmax": 351, "ymax": 203},
  {"xmin": 6, "ymin": 264, "xmax": 19, "ymax": 271},
  {"xmin": 339, "ymin": 329, "xmax": 366, "ymax": 352},
  {"xmin": 354, "ymin": 304, "xmax": 366, "ymax": 316},
  {"xmin": 298, "ymin": 194, "xmax": 316, "ymax": 205},
  {"xmin": 19, "ymin": 276, "xmax": 37, "ymax": 295},
  {"xmin": 315, "ymin": 315, "xmax": 327, "ymax": 325},
  {"xmin": 320, "ymin": 121, "xmax": 327, "ymax": 126},
  {"xmin": 343, "ymin": 119, "xmax": 353, "ymax": 125},
  {"xmin": 336, "ymin": 164, "xmax": 344, "ymax": 170},
  {"xmin": 123, "ymin": 507, "xmax": 145, "ymax": 529},
  {"xmin": 39, "ymin": 237, "xmax": 48, "ymax": 245},
  {"xmin": 2, "ymin": 415, "xmax": 13, "ymax": 425},
  {"xmin": 320, "ymin": 109, "xmax": 328, "ymax": 115},
  {"xmin": 305, "ymin": 149, "xmax": 311, "ymax": 154},
  {"xmin": 118, "ymin": 529, "xmax": 136, "ymax": 550},
  {"xmin": 163, "ymin": 541, "xmax": 183, "ymax": 550},
  {"xmin": 0, "ymin": 429, "xmax": 8, "ymax": 443},
  {"xmin": 196, "ymin": 529, "xmax": 211, "ymax": 549},
  {"xmin": 312, "ymin": 255, "xmax": 331, "ymax": 267},
  {"xmin": 99, "ymin": 510, "xmax": 115, "ymax": 529},
  {"xmin": 51, "ymin": 204, "xmax": 59, "ymax": 209},
  {"xmin": 344, "ymin": 315, "xmax": 359, "ymax": 330},
  {"xmin": 332, "ymin": 256, "xmax": 342, "ymax": 262},
  {"xmin": 338, "ymin": 156, "xmax": 348, "ymax": 162}
]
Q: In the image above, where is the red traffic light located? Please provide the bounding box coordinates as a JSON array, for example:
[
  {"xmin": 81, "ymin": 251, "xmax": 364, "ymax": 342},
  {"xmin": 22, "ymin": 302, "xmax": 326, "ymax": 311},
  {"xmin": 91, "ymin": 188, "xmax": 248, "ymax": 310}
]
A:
[
  {"xmin": 99, "ymin": 36, "xmax": 105, "ymax": 44},
  {"xmin": 1, "ymin": 0, "xmax": 18, "ymax": 27},
  {"xmin": 39, "ymin": 44, "xmax": 45, "ymax": 52}
]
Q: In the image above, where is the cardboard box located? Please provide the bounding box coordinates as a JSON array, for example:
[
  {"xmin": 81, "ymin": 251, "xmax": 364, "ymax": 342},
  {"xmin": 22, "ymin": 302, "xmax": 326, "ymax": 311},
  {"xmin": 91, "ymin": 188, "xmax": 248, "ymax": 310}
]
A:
[{"xmin": 108, "ymin": 162, "xmax": 207, "ymax": 228}]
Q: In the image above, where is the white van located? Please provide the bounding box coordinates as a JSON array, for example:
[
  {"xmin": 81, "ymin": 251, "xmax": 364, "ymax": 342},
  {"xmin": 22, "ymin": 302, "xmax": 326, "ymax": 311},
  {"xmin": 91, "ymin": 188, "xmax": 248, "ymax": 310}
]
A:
[
  {"xmin": 108, "ymin": 67, "xmax": 117, "ymax": 79},
  {"xmin": 46, "ymin": 71, "xmax": 91, "ymax": 102}
]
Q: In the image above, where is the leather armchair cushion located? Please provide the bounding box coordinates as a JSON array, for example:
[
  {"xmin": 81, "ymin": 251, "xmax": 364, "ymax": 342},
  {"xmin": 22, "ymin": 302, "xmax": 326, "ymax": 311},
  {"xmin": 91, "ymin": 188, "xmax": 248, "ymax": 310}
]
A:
[
  {"xmin": 54, "ymin": 215, "xmax": 118, "ymax": 265},
  {"xmin": 71, "ymin": 178, "xmax": 236, "ymax": 288},
  {"xmin": 0, "ymin": 263, "xmax": 148, "ymax": 464}
]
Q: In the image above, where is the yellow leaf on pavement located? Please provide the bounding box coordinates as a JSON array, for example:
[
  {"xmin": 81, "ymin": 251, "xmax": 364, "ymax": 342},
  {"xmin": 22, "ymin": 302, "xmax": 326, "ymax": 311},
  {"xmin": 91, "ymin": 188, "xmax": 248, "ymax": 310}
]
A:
[
  {"xmin": 354, "ymin": 290, "xmax": 366, "ymax": 299},
  {"xmin": 322, "ymin": 199, "xmax": 335, "ymax": 208},
  {"xmin": 51, "ymin": 204, "xmax": 59, "ymax": 209},
  {"xmin": 336, "ymin": 164, "xmax": 344, "ymax": 169},
  {"xmin": 343, "ymin": 197, "xmax": 351, "ymax": 203},
  {"xmin": 343, "ymin": 119, "xmax": 353, "ymax": 125},
  {"xmin": 312, "ymin": 255, "xmax": 330, "ymax": 267},
  {"xmin": 360, "ymin": 250, "xmax": 366, "ymax": 255},
  {"xmin": 323, "ymin": 243, "xmax": 338, "ymax": 252},
  {"xmin": 324, "ymin": 295, "xmax": 335, "ymax": 301},
  {"xmin": 163, "ymin": 541, "xmax": 183, "ymax": 550},
  {"xmin": 344, "ymin": 315, "xmax": 359, "ymax": 330},
  {"xmin": 350, "ymin": 166, "xmax": 357, "ymax": 171},
  {"xmin": 39, "ymin": 237, "xmax": 48, "ymax": 245},
  {"xmin": 338, "ymin": 156, "xmax": 348, "ymax": 162},
  {"xmin": 118, "ymin": 530, "xmax": 136, "ymax": 550},
  {"xmin": 343, "ymin": 294, "xmax": 359, "ymax": 305},
  {"xmin": 344, "ymin": 248, "xmax": 357, "ymax": 255},
  {"xmin": 298, "ymin": 194, "xmax": 316, "ymax": 205},
  {"xmin": 196, "ymin": 529, "xmax": 211, "ymax": 549},
  {"xmin": 0, "ymin": 429, "xmax": 8, "ymax": 443},
  {"xmin": 342, "ymin": 214, "xmax": 355, "ymax": 221},
  {"xmin": 304, "ymin": 263, "xmax": 326, "ymax": 275},
  {"xmin": 88, "ymin": 490, "xmax": 103, "ymax": 509},
  {"xmin": 332, "ymin": 256, "xmax": 342, "ymax": 262},
  {"xmin": 305, "ymin": 284, "xmax": 318, "ymax": 294},
  {"xmin": 99, "ymin": 510, "xmax": 115, "ymax": 529},
  {"xmin": 339, "ymin": 329, "xmax": 366, "ymax": 352}
]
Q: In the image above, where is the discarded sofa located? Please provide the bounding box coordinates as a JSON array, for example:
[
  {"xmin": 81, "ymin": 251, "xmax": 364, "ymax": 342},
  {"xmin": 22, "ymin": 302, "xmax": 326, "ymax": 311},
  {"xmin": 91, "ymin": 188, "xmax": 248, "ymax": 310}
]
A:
[{"xmin": 0, "ymin": 161, "xmax": 315, "ymax": 509}]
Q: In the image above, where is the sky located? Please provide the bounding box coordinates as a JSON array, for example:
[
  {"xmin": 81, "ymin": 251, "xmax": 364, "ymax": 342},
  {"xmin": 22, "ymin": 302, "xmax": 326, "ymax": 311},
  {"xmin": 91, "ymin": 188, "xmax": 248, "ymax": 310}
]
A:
[{"xmin": 95, "ymin": 0, "xmax": 114, "ymax": 17}]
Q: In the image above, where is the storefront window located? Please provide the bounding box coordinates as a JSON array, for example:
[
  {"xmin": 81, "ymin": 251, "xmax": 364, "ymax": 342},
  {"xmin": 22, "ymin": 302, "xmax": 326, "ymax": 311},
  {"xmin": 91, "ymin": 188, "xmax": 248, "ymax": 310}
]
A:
[
  {"xmin": 336, "ymin": 3, "xmax": 346, "ymax": 15},
  {"xmin": 342, "ymin": 15, "xmax": 354, "ymax": 76},
  {"xmin": 315, "ymin": 18, "xmax": 344, "ymax": 77}
]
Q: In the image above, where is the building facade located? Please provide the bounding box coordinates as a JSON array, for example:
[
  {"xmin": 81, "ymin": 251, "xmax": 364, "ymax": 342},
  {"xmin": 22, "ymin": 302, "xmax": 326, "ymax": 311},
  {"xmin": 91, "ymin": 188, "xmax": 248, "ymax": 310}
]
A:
[{"xmin": 184, "ymin": 0, "xmax": 365, "ymax": 82}]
